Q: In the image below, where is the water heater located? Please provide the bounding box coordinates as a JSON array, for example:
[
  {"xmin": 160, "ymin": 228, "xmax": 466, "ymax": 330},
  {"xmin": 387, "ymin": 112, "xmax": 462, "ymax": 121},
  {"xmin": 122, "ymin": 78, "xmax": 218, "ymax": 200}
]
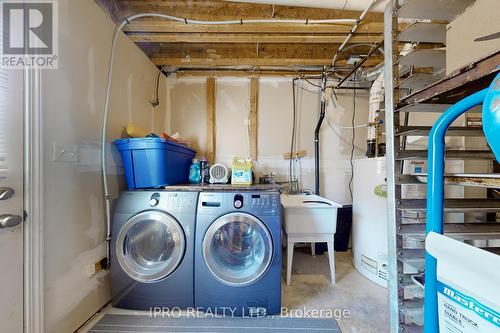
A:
[{"xmin": 352, "ymin": 157, "xmax": 388, "ymax": 288}]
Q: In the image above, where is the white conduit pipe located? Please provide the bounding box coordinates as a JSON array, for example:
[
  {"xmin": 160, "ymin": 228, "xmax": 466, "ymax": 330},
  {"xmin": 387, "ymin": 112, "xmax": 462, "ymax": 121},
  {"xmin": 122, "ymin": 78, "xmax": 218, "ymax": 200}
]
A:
[
  {"xmin": 332, "ymin": 0, "xmax": 377, "ymax": 66},
  {"xmin": 101, "ymin": 13, "xmax": 358, "ymax": 266}
]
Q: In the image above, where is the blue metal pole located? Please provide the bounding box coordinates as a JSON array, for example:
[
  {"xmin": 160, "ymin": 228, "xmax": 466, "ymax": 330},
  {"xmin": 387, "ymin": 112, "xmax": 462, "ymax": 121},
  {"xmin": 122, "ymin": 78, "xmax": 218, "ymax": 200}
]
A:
[{"xmin": 424, "ymin": 88, "xmax": 488, "ymax": 333}]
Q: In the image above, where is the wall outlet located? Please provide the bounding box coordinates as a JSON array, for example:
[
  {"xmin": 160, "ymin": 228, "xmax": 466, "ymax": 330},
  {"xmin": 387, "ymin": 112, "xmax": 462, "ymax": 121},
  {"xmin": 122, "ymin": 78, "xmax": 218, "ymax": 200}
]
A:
[
  {"xmin": 52, "ymin": 142, "xmax": 79, "ymax": 162},
  {"xmin": 86, "ymin": 257, "xmax": 108, "ymax": 278}
]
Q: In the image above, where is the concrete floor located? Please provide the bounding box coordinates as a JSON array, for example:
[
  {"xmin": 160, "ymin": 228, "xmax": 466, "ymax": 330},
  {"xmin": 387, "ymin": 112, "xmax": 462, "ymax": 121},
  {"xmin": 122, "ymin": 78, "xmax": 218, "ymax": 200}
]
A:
[
  {"xmin": 79, "ymin": 249, "xmax": 389, "ymax": 333},
  {"xmin": 284, "ymin": 249, "xmax": 389, "ymax": 333}
]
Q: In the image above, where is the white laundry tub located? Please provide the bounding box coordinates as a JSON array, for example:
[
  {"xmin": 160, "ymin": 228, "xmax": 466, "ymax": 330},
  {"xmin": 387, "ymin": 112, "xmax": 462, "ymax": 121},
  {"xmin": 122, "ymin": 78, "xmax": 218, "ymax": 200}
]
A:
[
  {"xmin": 281, "ymin": 193, "xmax": 342, "ymax": 285},
  {"xmin": 281, "ymin": 193, "xmax": 342, "ymax": 235}
]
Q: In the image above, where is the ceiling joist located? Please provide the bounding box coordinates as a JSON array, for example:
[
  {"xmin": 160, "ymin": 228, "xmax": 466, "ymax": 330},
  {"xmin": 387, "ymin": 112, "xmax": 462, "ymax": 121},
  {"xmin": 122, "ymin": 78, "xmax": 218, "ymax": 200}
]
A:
[
  {"xmin": 149, "ymin": 42, "xmax": 381, "ymax": 67},
  {"xmin": 95, "ymin": 1, "xmax": 436, "ymax": 71},
  {"xmin": 128, "ymin": 32, "xmax": 382, "ymax": 44}
]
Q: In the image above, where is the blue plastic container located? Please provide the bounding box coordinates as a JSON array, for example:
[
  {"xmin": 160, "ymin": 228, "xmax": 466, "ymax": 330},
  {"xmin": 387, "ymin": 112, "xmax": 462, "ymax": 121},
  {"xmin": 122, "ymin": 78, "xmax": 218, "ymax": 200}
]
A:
[{"xmin": 114, "ymin": 138, "xmax": 196, "ymax": 190}]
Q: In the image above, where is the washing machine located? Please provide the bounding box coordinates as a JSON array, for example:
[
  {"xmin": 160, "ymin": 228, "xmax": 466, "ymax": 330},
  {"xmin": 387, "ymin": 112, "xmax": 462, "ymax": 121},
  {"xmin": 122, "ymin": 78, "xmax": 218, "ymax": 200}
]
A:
[
  {"xmin": 195, "ymin": 191, "xmax": 282, "ymax": 316},
  {"xmin": 110, "ymin": 190, "xmax": 198, "ymax": 310}
]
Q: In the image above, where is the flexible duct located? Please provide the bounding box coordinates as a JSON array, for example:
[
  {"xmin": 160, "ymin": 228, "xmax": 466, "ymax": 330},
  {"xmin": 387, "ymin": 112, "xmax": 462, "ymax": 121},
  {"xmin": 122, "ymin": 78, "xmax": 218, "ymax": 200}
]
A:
[
  {"xmin": 360, "ymin": 61, "xmax": 384, "ymax": 81},
  {"xmin": 366, "ymin": 71, "xmax": 384, "ymax": 156}
]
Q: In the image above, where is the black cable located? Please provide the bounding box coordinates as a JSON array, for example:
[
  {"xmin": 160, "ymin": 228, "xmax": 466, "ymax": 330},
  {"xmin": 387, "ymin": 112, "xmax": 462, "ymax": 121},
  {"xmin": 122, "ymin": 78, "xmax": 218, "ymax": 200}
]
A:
[
  {"xmin": 304, "ymin": 77, "xmax": 322, "ymax": 88},
  {"xmin": 348, "ymin": 72, "xmax": 356, "ymax": 202},
  {"xmin": 151, "ymin": 70, "xmax": 161, "ymax": 107},
  {"xmin": 290, "ymin": 79, "xmax": 297, "ymax": 187}
]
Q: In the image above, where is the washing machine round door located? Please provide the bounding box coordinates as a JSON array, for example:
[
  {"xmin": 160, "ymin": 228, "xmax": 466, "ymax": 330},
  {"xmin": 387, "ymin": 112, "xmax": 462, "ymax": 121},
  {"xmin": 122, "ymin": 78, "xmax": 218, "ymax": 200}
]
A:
[
  {"xmin": 116, "ymin": 211, "xmax": 185, "ymax": 283},
  {"xmin": 203, "ymin": 212, "xmax": 273, "ymax": 286}
]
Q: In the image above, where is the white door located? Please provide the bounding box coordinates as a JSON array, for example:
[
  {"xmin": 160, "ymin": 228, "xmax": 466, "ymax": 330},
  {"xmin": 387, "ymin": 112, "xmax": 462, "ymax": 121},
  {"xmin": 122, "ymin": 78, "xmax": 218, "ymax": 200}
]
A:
[{"xmin": 0, "ymin": 67, "xmax": 24, "ymax": 332}]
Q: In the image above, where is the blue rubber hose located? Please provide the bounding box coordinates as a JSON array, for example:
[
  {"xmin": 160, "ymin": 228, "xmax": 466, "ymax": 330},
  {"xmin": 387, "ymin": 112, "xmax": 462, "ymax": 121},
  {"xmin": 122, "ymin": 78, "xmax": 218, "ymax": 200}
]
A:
[{"xmin": 483, "ymin": 72, "xmax": 500, "ymax": 161}]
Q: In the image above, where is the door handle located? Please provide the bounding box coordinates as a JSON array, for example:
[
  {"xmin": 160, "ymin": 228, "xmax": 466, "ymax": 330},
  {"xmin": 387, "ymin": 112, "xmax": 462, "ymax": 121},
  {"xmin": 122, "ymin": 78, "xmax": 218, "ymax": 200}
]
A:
[
  {"xmin": 0, "ymin": 214, "xmax": 23, "ymax": 228},
  {"xmin": 0, "ymin": 187, "xmax": 15, "ymax": 200}
]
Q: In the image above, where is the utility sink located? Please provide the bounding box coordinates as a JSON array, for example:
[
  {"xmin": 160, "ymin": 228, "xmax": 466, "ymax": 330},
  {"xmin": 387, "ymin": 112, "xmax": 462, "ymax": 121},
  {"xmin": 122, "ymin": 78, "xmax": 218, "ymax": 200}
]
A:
[
  {"xmin": 281, "ymin": 193, "xmax": 342, "ymax": 285},
  {"xmin": 281, "ymin": 193, "xmax": 342, "ymax": 235}
]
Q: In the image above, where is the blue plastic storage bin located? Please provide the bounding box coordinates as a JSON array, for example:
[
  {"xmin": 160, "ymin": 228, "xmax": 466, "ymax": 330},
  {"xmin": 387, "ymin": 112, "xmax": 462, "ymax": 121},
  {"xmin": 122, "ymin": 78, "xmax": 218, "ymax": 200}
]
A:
[{"xmin": 114, "ymin": 137, "xmax": 196, "ymax": 190}]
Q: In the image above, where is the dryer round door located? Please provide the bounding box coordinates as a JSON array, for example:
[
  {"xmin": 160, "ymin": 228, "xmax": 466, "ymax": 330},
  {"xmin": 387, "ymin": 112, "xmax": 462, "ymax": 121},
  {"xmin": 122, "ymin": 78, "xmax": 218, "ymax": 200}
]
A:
[
  {"xmin": 203, "ymin": 212, "xmax": 273, "ymax": 287},
  {"xmin": 116, "ymin": 211, "xmax": 185, "ymax": 283}
]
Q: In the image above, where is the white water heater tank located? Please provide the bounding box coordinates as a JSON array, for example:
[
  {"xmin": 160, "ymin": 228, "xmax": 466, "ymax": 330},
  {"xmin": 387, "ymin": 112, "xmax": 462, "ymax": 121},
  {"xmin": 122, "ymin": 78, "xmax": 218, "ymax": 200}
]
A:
[{"xmin": 352, "ymin": 157, "xmax": 388, "ymax": 288}]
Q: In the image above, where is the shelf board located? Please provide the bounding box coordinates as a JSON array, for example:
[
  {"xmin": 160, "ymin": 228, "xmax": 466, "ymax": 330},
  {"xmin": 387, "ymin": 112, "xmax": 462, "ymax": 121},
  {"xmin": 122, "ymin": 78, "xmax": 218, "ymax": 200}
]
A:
[
  {"xmin": 395, "ymin": 126, "xmax": 484, "ymax": 137},
  {"xmin": 399, "ymin": 223, "xmax": 500, "ymax": 241},
  {"xmin": 398, "ymin": 198, "xmax": 500, "ymax": 212},
  {"xmin": 396, "ymin": 0, "xmax": 474, "ymax": 20},
  {"xmin": 397, "ymin": 173, "xmax": 500, "ymax": 188},
  {"xmin": 400, "ymin": 298, "xmax": 424, "ymax": 326},
  {"xmin": 402, "ymin": 50, "xmax": 500, "ymax": 104},
  {"xmin": 396, "ymin": 73, "xmax": 442, "ymax": 91},
  {"xmin": 415, "ymin": 173, "xmax": 500, "ymax": 188},
  {"xmin": 395, "ymin": 103, "xmax": 451, "ymax": 113},
  {"xmin": 397, "ymin": 150, "xmax": 494, "ymax": 160},
  {"xmin": 398, "ymin": 22, "xmax": 447, "ymax": 43},
  {"xmin": 396, "ymin": 49, "xmax": 446, "ymax": 69}
]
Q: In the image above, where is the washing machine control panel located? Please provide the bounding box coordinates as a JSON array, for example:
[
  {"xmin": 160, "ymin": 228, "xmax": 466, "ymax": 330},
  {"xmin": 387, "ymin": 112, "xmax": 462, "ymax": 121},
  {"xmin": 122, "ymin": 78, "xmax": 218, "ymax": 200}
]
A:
[
  {"xmin": 148, "ymin": 192, "xmax": 195, "ymax": 209},
  {"xmin": 249, "ymin": 193, "xmax": 280, "ymax": 210}
]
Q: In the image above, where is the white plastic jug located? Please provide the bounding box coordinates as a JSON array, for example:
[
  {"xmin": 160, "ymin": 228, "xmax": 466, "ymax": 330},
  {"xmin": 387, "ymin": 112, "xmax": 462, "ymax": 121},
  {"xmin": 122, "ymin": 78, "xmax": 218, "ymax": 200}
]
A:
[{"xmin": 426, "ymin": 232, "xmax": 500, "ymax": 333}]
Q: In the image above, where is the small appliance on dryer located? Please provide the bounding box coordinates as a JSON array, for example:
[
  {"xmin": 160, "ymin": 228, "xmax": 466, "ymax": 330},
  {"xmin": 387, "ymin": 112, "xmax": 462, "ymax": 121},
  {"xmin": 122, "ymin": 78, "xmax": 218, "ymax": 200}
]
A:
[
  {"xmin": 111, "ymin": 191, "xmax": 198, "ymax": 309},
  {"xmin": 195, "ymin": 191, "xmax": 282, "ymax": 316}
]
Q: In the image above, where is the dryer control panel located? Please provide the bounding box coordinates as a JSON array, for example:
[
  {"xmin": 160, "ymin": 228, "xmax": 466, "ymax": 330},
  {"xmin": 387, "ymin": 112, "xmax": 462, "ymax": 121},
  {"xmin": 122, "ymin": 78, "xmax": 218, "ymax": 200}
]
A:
[{"xmin": 198, "ymin": 191, "xmax": 281, "ymax": 216}]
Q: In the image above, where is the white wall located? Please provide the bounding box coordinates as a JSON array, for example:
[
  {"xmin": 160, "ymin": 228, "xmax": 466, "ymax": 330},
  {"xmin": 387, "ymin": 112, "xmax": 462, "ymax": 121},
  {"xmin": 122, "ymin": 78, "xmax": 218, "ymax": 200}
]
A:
[
  {"xmin": 42, "ymin": 1, "xmax": 166, "ymax": 332},
  {"xmin": 167, "ymin": 76, "xmax": 369, "ymax": 205},
  {"xmin": 446, "ymin": 0, "xmax": 500, "ymax": 74},
  {"xmin": 446, "ymin": 0, "xmax": 499, "ymax": 224}
]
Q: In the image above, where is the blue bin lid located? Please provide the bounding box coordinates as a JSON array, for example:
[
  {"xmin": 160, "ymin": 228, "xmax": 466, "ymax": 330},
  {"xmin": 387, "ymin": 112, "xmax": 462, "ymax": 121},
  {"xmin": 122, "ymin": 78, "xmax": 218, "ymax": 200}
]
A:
[{"xmin": 114, "ymin": 137, "xmax": 196, "ymax": 154}]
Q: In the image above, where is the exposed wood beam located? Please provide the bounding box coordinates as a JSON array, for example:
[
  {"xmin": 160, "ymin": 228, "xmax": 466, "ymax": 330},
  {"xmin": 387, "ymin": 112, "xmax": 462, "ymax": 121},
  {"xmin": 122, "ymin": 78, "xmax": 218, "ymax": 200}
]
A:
[
  {"xmin": 153, "ymin": 57, "xmax": 382, "ymax": 67},
  {"xmin": 176, "ymin": 70, "xmax": 323, "ymax": 78},
  {"xmin": 249, "ymin": 78, "xmax": 258, "ymax": 161},
  {"xmin": 111, "ymin": 1, "xmax": 384, "ymax": 22},
  {"xmin": 127, "ymin": 32, "xmax": 382, "ymax": 44},
  {"xmin": 124, "ymin": 21, "xmax": 390, "ymax": 34},
  {"xmin": 207, "ymin": 78, "xmax": 216, "ymax": 164},
  {"xmin": 150, "ymin": 43, "xmax": 382, "ymax": 67}
]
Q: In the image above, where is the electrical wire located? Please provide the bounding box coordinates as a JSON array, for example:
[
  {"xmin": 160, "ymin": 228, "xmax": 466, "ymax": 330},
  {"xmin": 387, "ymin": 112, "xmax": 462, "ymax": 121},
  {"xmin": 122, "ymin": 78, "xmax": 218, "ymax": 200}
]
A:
[
  {"xmin": 150, "ymin": 70, "xmax": 161, "ymax": 107},
  {"xmin": 327, "ymin": 118, "xmax": 368, "ymax": 129},
  {"xmin": 289, "ymin": 79, "xmax": 297, "ymax": 187},
  {"xmin": 348, "ymin": 73, "xmax": 357, "ymax": 202}
]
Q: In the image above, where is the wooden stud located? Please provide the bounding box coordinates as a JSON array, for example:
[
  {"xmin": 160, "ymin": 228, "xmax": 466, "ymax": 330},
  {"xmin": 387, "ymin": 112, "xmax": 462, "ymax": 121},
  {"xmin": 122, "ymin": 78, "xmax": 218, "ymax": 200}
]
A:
[
  {"xmin": 283, "ymin": 150, "xmax": 307, "ymax": 160},
  {"xmin": 207, "ymin": 77, "xmax": 216, "ymax": 164},
  {"xmin": 249, "ymin": 78, "xmax": 258, "ymax": 161}
]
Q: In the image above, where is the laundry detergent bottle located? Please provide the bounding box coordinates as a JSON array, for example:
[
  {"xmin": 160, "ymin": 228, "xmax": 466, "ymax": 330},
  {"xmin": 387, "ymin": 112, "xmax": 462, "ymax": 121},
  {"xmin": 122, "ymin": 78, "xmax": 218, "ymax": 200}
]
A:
[{"xmin": 188, "ymin": 158, "xmax": 201, "ymax": 183}]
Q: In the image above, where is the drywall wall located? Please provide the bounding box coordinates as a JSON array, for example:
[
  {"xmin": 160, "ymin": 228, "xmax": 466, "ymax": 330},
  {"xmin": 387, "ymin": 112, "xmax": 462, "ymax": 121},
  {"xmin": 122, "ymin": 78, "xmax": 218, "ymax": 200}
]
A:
[
  {"xmin": 446, "ymin": 0, "xmax": 500, "ymax": 74},
  {"xmin": 167, "ymin": 76, "xmax": 369, "ymax": 205},
  {"xmin": 446, "ymin": 0, "xmax": 499, "ymax": 225},
  {"xmin": 41, "ymin": 1, "xmax": 166, "ymax": 332}
]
